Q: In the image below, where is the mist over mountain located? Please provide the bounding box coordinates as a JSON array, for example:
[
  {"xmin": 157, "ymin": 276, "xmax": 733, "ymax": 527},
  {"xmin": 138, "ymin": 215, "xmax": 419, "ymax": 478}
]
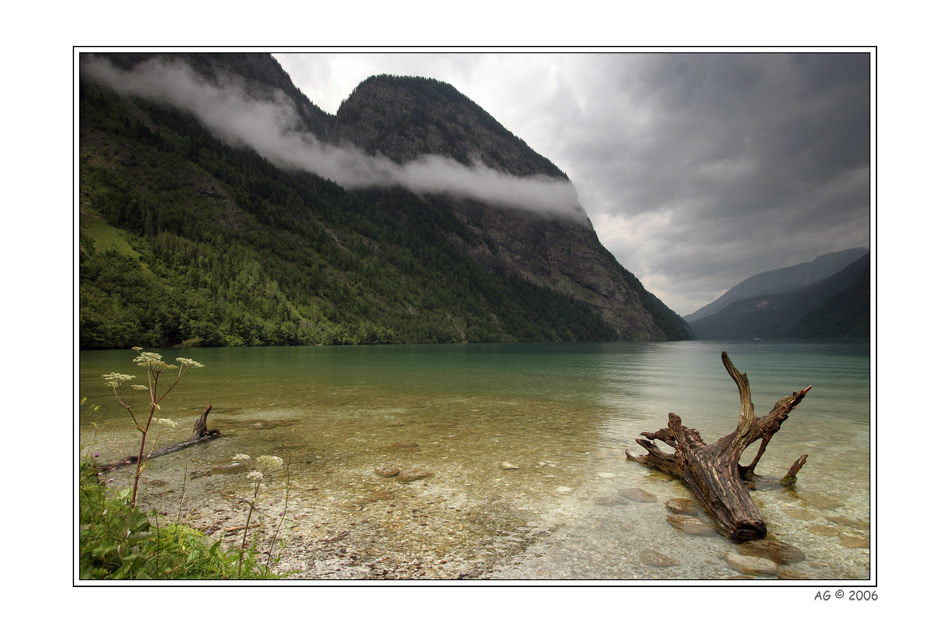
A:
[
  {"xmin": 79, "ymin": 53, "xmax": 689, "ymax": 348},
  {"xmin": 82, "ymin": 55, "xmax": 585, "ymax": 218}
]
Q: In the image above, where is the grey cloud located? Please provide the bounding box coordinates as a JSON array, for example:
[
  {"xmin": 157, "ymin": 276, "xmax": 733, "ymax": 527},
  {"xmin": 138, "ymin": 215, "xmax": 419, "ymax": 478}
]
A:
[
  {"xmin": 81, "ymin": 55, "xmax": 584, "ymax": 220},
  {"xmin": 549, "ymin": 53, "xmax": 870, "ymax": 314}
]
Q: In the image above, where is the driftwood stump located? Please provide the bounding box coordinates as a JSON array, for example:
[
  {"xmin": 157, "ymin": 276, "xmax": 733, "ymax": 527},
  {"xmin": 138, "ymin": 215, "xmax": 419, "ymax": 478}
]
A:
[
  {"xmin": 99, "ymin": 404, "xmax": 220, "ymax": 471},
  {"xmin": 626, "ymin": 353, "xmax": 810, "ymax": 542}
]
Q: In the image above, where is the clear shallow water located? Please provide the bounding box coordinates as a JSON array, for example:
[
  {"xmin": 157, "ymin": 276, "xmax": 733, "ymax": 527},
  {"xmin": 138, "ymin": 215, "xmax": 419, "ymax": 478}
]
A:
[{"xmin": 78, "ymin": 340, "xmax": 871, "ymax": 580}]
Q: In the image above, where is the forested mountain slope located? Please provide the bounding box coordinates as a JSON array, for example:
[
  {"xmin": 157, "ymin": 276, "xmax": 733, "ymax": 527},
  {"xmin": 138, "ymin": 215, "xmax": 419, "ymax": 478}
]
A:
[{"xmin": 78, "ymin": 53, "xmax": 690, "ymax": 348}]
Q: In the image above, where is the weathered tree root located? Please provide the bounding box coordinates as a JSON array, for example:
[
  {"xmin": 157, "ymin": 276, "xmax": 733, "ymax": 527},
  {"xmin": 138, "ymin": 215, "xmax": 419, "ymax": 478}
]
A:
[
  {"xmin": 98, "ymin": 404, "xmax": 220, "ymax": 471},
  {"xmin": 626, "ymin": 353, "xmax": 811, "ymax": 542}
]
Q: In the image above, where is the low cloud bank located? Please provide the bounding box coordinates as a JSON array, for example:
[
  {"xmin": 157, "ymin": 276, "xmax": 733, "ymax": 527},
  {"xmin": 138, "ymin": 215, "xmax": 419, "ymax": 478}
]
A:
[{"xmin": 82, "ymin": 56, "xmax": 585, "ymax": 219}]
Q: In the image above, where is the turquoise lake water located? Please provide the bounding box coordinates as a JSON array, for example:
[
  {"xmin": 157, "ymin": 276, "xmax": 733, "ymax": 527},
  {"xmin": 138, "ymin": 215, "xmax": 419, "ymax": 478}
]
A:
[{"xmin": 78, "ymin": 340, "xmax": 871, "ymax": 580}]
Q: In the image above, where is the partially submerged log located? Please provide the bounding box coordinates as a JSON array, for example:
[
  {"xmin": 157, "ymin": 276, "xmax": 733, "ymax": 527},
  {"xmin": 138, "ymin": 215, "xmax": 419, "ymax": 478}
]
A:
[
  {"xmin": 189, "ymin": 404, "xmax": 218, "ymax": 441},
  {"xmin": 626, "ymin": 353, "xmax": 810, "ymax": 542},
  {"xmin": 98, "ymin": 405, "xmax": 220, "ymax": 471}
]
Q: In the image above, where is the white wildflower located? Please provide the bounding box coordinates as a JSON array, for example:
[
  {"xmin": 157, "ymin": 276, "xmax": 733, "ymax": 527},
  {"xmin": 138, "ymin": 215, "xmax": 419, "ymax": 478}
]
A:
[
  {"xmin": 134, "ymin": 352, "xmax": 176, "ymax": 372},
  {"xmin": 155, "ymin": 418, "xmax": 178, "ymax": 429},
  {"xmin": 256, "ymin": 455, "xmax": 284, "ymax": 471},
  {"xmin": 103, "ymin": 372, "xmax": 135, "ymax": 385},
  {"xmin": 176, "ymin": 357, "xmax": 205, "ymax": 368},
  {"xmin": 131, "ymin": 346, "xmax": 143, "ymax": 351},
  {"xmin": 232, "ymin": 454, "xmax": 251, "ymax": 462},
  {"xmin": 131, "ymin": 384, "xmax": 148, "ymax": 391},
  {"xmin": 247, "ymin": 471, "xmax": 264, "ymax": 482}
]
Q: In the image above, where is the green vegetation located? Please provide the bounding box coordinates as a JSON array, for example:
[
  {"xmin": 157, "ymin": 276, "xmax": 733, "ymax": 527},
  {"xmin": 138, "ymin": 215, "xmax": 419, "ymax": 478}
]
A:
[
  {"xmin": 78, "ymin": 462, "xmax": 277, "ymax": 580},
  {"xmin": 81, "ymin": 350, "xmax": 290, "ymax": 580},
  {"xmin": 79, "ymin": 79, "xmax": 619, "ymax": 349}
]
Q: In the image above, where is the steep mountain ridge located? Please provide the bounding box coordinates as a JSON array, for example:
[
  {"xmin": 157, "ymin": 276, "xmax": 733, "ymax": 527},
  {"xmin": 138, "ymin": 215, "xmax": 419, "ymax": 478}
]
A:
[
  {"xmin": 327, "ymin": 73, "xmax": 681, "ymax": 340},
  {"xmin": 332, "ymin": 75, "xmax": 566, "ymax": 178},
  {"xmin": 78, "ymin": 53, "xmax": 689, "ymax": 347}
]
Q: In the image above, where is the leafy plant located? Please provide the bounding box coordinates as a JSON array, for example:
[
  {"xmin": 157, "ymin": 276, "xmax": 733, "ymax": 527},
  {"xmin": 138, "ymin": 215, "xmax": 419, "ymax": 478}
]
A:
[{"xmin": 78, "ymin": 464, "xmax": 277, "ymax": 580}]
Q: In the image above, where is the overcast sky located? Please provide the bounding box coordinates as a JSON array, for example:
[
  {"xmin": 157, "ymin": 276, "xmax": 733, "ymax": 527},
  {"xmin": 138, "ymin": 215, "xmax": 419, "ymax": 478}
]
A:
[{"xmin": 274, "ymin": 51, "xmax": 871, "ymax": 317}]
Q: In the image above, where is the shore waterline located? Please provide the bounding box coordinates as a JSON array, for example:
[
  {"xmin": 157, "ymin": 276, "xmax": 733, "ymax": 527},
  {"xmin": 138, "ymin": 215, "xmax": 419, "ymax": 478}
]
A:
[{"xmin": 78, "ymin": 340, "xmax": 871, "ymax": 580}]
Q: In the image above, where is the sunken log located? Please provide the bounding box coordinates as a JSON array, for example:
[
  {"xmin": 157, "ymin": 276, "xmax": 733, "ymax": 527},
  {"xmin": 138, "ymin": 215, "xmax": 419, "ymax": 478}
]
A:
[
  {"xmin": 625, "ymin": 353, "xmax": 810, "ymax": 542},
  {"xmin": 98, "ymin": 405, "xmax": 220, "ymax": 471}
]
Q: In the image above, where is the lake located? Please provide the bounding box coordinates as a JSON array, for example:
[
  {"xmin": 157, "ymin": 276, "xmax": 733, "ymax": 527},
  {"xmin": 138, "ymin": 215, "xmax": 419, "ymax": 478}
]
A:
[{"xmin": 77, "ymin": 340, "xmax": 871, "ymax": 581}]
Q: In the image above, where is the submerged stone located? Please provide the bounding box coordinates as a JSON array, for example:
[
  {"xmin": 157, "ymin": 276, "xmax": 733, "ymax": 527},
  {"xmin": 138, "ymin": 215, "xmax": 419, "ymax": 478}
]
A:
[
  {"xmin": 838, "ymin": 535, "xmax": 870, "ymax": 549},
  {"xmin": 666, "ymin": 497, "xmax": 699, "ymax": 515},
  {"xmin": 802, "ymin": 493, "xmax": 844, "ymax": 510},
  {"xmin": 639, "ymin": 549, "xmax": 678, "ymax": 567},
  {"xmin": 828, "ymin": 515, "xmax": 870, "ymax": 530},
  {"xmin": 736, "ymin": 540, "xmax": 806, "ymax": 564},
  {"xmin": 783, "ymin": 507, "xmax": 817, "ymax": 520},
  {"xmin": 807, "ymin": 524, "xmax": 841, "ymax": 537},
  {"xmin": 617, "ymin": 487, "xmax": 657, "ymax": 503},
  {"xmin": 777, "ymin": 569, "xmax": 814, "ymax": 580},
  {"xmin": 396, "ymin": 470, "xmax": 433, "ymax": 482},
  {"xmin": 375, "ymin": 465, "xmax": 401, "ymax": 478},
  {"xmin": 667, "ymin": 514, "xmax": 717, "ymax": 536},
  {"xmin": 500, "ymin": 462, "xmax": 520, "ymax": 470},
  {"xmin": 593, "ymin": 495, "xmax": 627, "ymax": 506},
  {"xmin": 724, "ymin": 552, "xmax": 779, "ymax": 576}
]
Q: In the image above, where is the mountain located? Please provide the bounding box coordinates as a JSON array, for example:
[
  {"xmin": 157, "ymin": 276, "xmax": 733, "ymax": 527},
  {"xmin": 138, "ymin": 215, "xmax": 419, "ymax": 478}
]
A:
[
  {"xmin": 688, "ymin": 254, "xmax": 870, "ymax": 340},
  {"xmin": 790, "ymin": 259, "xmax": 870, "ymax": 338},
  {"xmin": 78, "ymin": 53, "xmax": 689, "ymax": 348},
  {"xmin": 684, "ymin": 248, "xmax": 869, "ymax": 322}
]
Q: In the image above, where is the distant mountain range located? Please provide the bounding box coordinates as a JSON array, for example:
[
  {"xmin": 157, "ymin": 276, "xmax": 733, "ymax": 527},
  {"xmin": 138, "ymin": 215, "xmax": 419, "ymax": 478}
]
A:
[
  {"xmin": 688, "ymin": 252, "xmax": 870, "ymax": 340},
  {"xmin": 685, "ymin": 248, "xmax": 868, "ymax": 322}
]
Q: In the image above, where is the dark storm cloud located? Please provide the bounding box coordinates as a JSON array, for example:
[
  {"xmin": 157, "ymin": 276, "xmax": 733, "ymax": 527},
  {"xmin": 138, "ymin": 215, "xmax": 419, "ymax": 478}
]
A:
[{"xmin": 556, "ymin": 53, "xmax": 871, "ymax": 314}]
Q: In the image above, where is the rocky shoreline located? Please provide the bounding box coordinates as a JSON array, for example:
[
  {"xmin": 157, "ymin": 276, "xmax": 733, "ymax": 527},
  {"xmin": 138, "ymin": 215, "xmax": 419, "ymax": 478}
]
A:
[
  {"xmin": 127, "ymin": 462, "xmax": 870, "ymax": 582},
  {"xmin": 96, "ymin": 433, "xmax": 871, "ymax": 583},
  {"xmin": 130, "ymin": 463, "xmax": 554, "ymax": 581}
]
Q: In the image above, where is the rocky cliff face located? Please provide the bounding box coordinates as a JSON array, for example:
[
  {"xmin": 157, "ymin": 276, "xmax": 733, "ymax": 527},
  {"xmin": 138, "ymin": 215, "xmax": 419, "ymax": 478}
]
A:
[
  {"xmin": 326, "ymin": 74, "xmax": 687, "ymax": 340},
  {"xmin": 331, "ymin": 75, "xmax": 565, "ymax": 178}
]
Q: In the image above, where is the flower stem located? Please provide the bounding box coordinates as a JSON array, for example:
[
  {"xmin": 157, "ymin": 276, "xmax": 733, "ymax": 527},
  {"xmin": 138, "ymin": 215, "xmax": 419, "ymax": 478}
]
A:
[
  {"xmin": 265, "ymin": 463, "xmax": 291, "ymax": 570},
  {"xmin": 237, "ymin": 481, "xmax": 261, "ymax": 579}
]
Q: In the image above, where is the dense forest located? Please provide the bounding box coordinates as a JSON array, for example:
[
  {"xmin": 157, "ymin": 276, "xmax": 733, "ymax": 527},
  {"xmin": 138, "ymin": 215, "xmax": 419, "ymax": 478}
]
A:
[{"xmin": 79, "ymin": 79, "xmax": 622, "ymax": 349}]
